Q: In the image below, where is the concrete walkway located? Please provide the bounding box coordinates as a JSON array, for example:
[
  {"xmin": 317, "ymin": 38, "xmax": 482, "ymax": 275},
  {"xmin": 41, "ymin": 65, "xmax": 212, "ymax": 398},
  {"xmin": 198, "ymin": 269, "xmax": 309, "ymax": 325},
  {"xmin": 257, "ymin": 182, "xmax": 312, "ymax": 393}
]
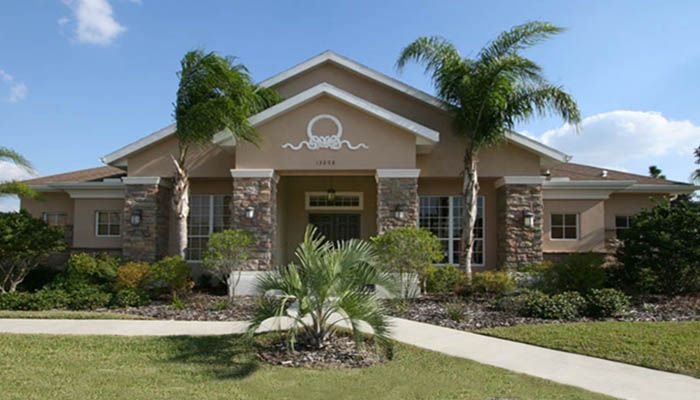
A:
[{"xmin": 1, "ymin": 316, "xmax": 699, "ymax": 400}]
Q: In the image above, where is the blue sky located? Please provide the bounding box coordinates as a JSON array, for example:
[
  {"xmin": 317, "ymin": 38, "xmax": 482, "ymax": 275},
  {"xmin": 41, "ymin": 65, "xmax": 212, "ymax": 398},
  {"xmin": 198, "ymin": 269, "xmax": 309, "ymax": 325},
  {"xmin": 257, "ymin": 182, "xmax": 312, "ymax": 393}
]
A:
[{"xmin": 2, "ymin": 0, "xmax": 699, "ymax": 210}]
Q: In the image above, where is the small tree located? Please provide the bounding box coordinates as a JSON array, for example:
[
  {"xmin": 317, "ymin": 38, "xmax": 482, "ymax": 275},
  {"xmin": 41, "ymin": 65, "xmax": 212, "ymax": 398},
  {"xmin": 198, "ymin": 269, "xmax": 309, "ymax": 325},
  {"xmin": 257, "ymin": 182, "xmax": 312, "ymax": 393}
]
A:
[
  {"xmin": 371, "ymin": 227, "xmax": 443, "ymax": 299},
  {"xmin": 613, "ymin": 198, "xmax": 700, "ymax": 295},
  {"xmin": 0, "ymin": 210, "xmax": 65, "ymax": 292},
  {"xmin": 648, "ymin": 165, "xmax": 666, "ymax": 180},
  {"xmin": 202, "ymin": 229, "xmax": 254, "ymax": 300}
]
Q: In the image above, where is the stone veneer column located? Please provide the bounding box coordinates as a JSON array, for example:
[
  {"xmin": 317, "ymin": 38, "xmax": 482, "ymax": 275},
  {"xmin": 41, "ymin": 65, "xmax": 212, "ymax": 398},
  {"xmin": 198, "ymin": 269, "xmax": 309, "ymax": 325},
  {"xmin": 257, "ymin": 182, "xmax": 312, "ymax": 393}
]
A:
[
  {"xmin": 376, "ymin": 169, "xmax": 420, "ymax": 234},
  {"xmin": 122, "ymin": 177, "xmax": 171, "ymax": 262},
  {"xmin": 231, "ymin": 169, "xmax": 277, "ymax": 270},
  {"xmin": 496, "ymin": 177, "xmax": 545, "ymax": 269}
]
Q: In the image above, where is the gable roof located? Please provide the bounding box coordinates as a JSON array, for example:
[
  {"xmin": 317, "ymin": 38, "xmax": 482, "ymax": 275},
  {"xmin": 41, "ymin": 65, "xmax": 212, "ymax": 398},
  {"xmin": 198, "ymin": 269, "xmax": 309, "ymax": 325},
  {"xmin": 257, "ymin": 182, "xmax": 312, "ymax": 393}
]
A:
[
  {"xmin": 23, "ymin": 166, "xmax": 125, "ymax": 185},
  {"xmin": 101, "ymin": 50, "xmax": 569, "ymax": 165},
  {"xmin": 549, "ymin": 162, "xmax": 685, "ymax": 185}
]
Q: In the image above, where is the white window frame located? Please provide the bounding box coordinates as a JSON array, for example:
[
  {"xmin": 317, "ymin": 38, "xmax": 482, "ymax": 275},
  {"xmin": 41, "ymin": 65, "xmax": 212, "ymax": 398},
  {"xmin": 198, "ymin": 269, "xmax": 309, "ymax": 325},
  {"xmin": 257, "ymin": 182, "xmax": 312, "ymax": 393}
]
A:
[
  {"xmin": 95, "ymin": 210, "xmax": 121, "ymax": 237},
  {"xmin": 419, "ymin": 195, "xmax": 485, "ymax": 267},
  {"xmin": 186, "ymin": 194, "xmax": 232, "ymax": 262},
  {"xmin": 305, "ymin": 192, "xmax": 363, "ymax": 211},
  {"xmin": 42, "ymin": 212, "xmax": 67, "ymax": 227},
  {"xmin": 550, "ymin": 213, "xmax": 579, "ymax": 240}
]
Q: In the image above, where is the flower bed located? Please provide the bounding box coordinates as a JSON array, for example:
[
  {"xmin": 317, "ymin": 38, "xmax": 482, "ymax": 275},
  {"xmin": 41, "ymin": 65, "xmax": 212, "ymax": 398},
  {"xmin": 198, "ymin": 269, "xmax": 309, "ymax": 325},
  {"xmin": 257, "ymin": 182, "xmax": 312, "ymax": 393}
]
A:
[{"xmin": 104, "ymin": 293, "xmax": 257, "ymax": 321}]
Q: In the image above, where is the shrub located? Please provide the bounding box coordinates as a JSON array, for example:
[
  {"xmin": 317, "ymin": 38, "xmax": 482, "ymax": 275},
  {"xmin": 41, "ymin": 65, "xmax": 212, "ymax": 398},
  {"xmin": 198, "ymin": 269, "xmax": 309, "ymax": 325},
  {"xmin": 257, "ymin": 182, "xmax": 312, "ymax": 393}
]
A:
[
  {"xmin": 65, "ymin": 253, "xmax": 119, "ymax": 285},
  {"xmin": 444, "ymin": 300, "xmax": 467, "ymax": 322},
  {"xmin": 0, "ymin": 292, "xmax": 32, "ymax": 310},
  {"xmin": 542, "ymin": 253, "xmax": 606, "ymax": 294},
  {"xmin": 371, "ymin": 227, "xmax": 443, "ymax": 299},
  {"xmin": 113, "ymin": 289, "xmax": 150, "ymax": 308},
  {"xmin": 115, "ymin": 262, "xmax": 153, "ymax": 290},
  {"xmin": 28, "ymin": 289, "xmax": 70, "ymax": 310},
  {"xmin": 0, "ymin": 210, "xmax": 65, "ymax": 293},
  {"xmin": 202, "ymin": 229, "xmax": 254, "ymax": 299},
  {"xmin": 586, "ymin": 288, "xmax": 630, "ymax": 318},
  {"xmin": 470, "ymin": 271, "xmax": 516, "ymax": 296},
  {"xmin": 503, "ymin": 289, "xmax": 585, "ymax": 320},
  {"xmin": 65, "ymin": 285, "xmax": 112, "ymax": 310},
  {"xmin": 546, "ymin": 291, "xmax": 586, "ymax": 320},
  {"xmin": 423, "ymin": 265, "xmax": 465, "ymax": 294},
  {"xmin": 514, "ymin": 261, "xmax": 553, "ymax": 289},
  {"xmin": 152, "ymin": 256, "xmax": 192, "ymax": 296},
  {"xmin": 613, "ymin": 199, "xmax": 700, "ymax": 295}
]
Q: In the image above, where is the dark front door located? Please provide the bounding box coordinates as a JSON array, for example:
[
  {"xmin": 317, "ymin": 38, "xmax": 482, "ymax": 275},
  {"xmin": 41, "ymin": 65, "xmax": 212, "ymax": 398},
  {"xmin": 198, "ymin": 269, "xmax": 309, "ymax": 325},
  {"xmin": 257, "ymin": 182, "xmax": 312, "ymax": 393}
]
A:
[{"xmin": 308, "ymin": 214, "xmax": 361, "ymax": 242}]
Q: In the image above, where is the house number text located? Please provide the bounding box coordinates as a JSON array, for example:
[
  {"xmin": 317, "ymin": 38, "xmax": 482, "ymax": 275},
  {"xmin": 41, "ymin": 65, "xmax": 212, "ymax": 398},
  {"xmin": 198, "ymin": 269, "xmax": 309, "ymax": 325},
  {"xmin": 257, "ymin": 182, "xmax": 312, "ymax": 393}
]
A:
[{"xmin": 316, "ymin": 160, "xmax": 336, "ymax": 166}]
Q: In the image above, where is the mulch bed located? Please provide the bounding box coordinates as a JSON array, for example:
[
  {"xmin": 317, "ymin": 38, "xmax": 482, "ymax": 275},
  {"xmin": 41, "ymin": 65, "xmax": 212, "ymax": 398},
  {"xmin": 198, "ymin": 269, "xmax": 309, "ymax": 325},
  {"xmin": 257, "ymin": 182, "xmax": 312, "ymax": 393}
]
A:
[
  {"xmin": 105, "ymin": 293, "xmax": 258, "ymax": 321},
  {"xmin": 390, "ymin": 294, "xmax": 700, "ymax": 331},
  {"xmin": 256, "ymin": 333, "xmax": 387, "ymax": 368}
]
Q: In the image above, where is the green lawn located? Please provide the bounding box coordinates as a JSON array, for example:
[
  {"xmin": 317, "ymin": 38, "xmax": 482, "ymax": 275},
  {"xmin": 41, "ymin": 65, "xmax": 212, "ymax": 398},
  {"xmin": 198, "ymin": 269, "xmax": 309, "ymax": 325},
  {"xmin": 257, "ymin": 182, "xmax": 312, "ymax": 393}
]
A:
[
  {"xmin": 481, "ymin": 321, "xmax": 700, "ymax": 378},
  {"xmin": 0, "ymin": 334, "xmax": 611, "ymax": 400},
  {"xmin": 0, "ymin": 310, "xmax": 149, "ymax": 320}
]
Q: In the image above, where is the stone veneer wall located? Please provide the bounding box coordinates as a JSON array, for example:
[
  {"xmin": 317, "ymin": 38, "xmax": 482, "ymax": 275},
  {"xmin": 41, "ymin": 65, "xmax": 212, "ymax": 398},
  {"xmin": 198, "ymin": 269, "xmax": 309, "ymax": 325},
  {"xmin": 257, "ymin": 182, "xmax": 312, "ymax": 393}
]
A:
[
  {"xmin": 376, "ymin": 177, "xmax": 418, "ymax": 234},
  {"xmin": 122, "ymin": 183, "xmax": 170, "ymax": 262},
  {"xmin": 497, "ymin": 184, "xmax": 544, "ymax": 268},
  {"xmin": 232, "ymin": 176, "xmax": 277, "ymax": 270}
]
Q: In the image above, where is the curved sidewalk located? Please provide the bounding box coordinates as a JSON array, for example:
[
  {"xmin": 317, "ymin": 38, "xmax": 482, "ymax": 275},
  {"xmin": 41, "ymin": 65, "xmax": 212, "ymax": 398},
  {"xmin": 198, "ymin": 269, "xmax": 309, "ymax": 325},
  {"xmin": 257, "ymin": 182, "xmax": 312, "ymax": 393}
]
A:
[{"xmin": 1, "ymin": 316, "xmax": 699, "ymax": 400}]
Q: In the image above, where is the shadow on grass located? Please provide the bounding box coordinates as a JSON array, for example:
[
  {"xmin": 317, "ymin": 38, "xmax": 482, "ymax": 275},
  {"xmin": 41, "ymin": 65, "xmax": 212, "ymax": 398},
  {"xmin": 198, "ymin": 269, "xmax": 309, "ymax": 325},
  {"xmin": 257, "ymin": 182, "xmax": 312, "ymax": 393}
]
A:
[{"xmin": 163, "ymin": 334, "xmax": 259, "ymax": 380}]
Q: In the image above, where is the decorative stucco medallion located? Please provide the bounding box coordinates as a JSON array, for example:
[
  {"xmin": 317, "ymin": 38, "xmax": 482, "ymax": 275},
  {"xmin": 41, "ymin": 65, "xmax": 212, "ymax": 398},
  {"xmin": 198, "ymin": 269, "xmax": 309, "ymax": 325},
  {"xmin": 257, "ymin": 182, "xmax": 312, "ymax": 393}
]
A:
[{"xmin": 282, "ymin": 114, "xmax": 369, "ymax": 151}]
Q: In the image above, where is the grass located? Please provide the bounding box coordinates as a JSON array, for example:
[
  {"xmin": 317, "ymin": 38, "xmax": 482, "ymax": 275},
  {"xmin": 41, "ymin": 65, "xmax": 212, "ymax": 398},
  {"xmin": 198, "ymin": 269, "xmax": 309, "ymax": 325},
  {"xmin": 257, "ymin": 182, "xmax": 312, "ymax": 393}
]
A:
[
  {"xmin": 0, "ymin": 310, "xmax": 150, "ymax": 320},
  {"xmin": 0, "ymin": 333, "xmax": 612, "ymax": 400},
  {"xmin": 481, "ymin": 321, "xmax": 700, "ymax": 378}
]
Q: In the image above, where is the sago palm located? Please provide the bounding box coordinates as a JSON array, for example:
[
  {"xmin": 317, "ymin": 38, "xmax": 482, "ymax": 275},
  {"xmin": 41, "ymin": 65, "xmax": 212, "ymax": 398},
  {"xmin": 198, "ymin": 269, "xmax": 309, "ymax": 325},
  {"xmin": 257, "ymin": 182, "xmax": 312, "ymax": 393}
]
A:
[
  {"xmin": 248, "ymin": 225, "xmax": 393, "ymax": 351},
  {"xmin": 172, "ymin": 50, "xmax": 280, "ymax": 257},
  {"xmin": 397, "ymin": 22, "xmax": 581, "ymax": 275},
  {"xmin": 0, "ymin": 146, "xmax": 38, "ymax": 199}
]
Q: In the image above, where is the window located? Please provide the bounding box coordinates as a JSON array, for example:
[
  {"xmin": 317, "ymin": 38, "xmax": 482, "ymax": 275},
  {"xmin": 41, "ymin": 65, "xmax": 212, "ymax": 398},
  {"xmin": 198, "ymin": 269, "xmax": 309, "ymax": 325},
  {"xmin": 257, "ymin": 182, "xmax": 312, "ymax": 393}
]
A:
[
  {"xmin": 615, "ymin": 215, "xmax": 633, "ymax": 237},
  {"xmin": 551, "ymin": 213, "xmax": 578, "ymax": 240},
  {"xmin": 95, "ymin": 211, "xmax": 120, "ymax": 237},
  {"xmin": 419, "ymin": 196, "xmax": 485, "ymax": 266},
  {"xmin": 306, "ymin": 192, "xmax": 363, "ymax": 210},
  {"xmin": 186, "ymin": 194, "xmax": 232, "ymax": 261},
  {"xmin": 42, "ymin": 212, "xmax": 67, "ymax": 227}
]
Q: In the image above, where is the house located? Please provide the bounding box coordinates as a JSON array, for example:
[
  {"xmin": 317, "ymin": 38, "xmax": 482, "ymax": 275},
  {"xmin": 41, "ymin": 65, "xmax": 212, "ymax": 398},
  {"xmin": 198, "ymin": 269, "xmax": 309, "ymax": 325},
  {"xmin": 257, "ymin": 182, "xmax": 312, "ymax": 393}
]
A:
[{"xmin": 20, "ymin": 51, "xmax": 696, "ymax": 272}]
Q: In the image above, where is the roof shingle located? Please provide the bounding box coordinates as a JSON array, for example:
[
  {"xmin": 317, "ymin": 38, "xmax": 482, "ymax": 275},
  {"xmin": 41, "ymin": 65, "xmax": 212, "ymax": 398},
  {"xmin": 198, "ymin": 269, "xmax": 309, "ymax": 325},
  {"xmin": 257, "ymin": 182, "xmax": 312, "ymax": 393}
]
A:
[
  {"xmin": 22, "ymin": 166, "xmax": 125, "ymax": 185},
  {"xmin": 549, "ymin": 163, "xmax": 685, "ymax": 185}
]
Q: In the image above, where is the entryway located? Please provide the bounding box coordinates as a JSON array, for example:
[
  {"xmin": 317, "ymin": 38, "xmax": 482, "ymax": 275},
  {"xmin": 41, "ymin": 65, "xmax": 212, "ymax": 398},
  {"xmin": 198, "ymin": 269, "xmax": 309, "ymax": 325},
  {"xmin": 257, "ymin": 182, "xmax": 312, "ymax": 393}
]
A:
[{"xmin": 308, "ymin": 213, "xmax": 361, "ymax": 242}]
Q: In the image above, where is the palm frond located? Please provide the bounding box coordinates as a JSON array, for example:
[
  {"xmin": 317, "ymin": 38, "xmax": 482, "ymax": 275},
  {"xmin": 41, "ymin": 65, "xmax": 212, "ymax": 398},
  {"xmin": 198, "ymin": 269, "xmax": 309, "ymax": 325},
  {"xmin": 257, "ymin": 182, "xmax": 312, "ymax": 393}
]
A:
[
  {"xmin": 478, "ymin": 21, "xmax": 563, "ymax": 63},
  {"xmin": 0, "ymin": 147, "xmax": 34, "ymax": 173},
  {"xmin": 0, "ymin": 181, "xmax": 41, "ymax": 199},
  {"xmin": 506, "ymin": 84, "xmax": 581, "ymax": 128}
]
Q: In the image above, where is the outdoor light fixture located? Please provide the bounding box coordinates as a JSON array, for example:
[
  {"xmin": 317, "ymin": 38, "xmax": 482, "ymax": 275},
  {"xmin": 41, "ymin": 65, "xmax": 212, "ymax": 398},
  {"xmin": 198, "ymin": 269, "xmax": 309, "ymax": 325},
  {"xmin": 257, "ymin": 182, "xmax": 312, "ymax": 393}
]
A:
[
  {"xmin": 523, "ymin": 211, "xmax": 535, "ymax": 228},
  {"xmin": 130, "ymin": 209, "xmax": 142, "ymax": 226},
  {"xmin": 393, "ymin": 204, "xmax": 406, "ymax": 219},
  {"xmin": 326, "ymin": 176, "xmax": 336, "ymax": 202},
  {"xmin": 245, "ymin": 207, "xmax": 255, "ymax": 219}
]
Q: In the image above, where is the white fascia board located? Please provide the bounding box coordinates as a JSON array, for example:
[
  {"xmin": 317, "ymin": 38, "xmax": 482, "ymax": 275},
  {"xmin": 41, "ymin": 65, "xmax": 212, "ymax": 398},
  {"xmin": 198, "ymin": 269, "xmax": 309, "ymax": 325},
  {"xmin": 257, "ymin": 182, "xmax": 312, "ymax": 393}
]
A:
[
  {"xmin": 543, "ymin": 190, "xmax": 615, "ymax": 200},
  {"xmin": 495, "ymin": 176, "xmax": 547, "ymax": 188},
  {"xmin": 66, "ymin": 189, "xmax": 125, "ymax": 199},
  {"xmin": 505, "ymin": 131, "xmax": 571, "ymax": 164},
  {"xmin": 48, "ymin": 181, "xmax": 125, "ymax": 190},
  {"xmin": 542, "ymin": 180, "xmax": 636, "ymax": 190},
  {"xmin": 259, "ymin": 50, "xmax": 446, "ymax": 110},
  {"xmin": 375, "ymin": 169, "xmax": 421, "ymax": 179},
  {"xmin": 249, "ymin": 82, "xmax": 440, "ymax": 144},
  {"xmin": 101, "ymin": 124, "xmax": 176, "ymax": 165},
  {"xmin": 622, "ymin": 184, "xmax": 699, "ymax": 194},
  {"xmin": 230, "ymin": 169, "xmax": 279, "ymax": 182}
]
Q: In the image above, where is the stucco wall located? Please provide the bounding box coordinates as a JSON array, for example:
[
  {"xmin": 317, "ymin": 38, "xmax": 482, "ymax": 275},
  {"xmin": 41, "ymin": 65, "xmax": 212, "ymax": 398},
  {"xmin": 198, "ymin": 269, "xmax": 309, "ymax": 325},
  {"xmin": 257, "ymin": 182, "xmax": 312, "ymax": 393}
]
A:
[
  {"xmin": 604, "ymin": 193, "xmax": 657, "ymax": 230},
  {"xmin": 21, "ymin": 192, "xmax": 74, "ymax": 223},
  {"xmin": 277, "ymin": 175, "xmax": 377, "ymax": 264},
  {"xmin": 236, "ymin": 96, "xmax": 416, "ymax": 171},
  {"xmin": 72, "ymin": 198, "xmax": 124, "ymax": 249},
  {"xmin": 271, "ymin": 62, "xmax": 542, "ymax": 177},
  {"xmin": 127, "ymin": 136, "xmax": 235, "ymax": 178},
  {"xmin": 543, "ymin": 199, "xmax": 606, "ymax": 253}
]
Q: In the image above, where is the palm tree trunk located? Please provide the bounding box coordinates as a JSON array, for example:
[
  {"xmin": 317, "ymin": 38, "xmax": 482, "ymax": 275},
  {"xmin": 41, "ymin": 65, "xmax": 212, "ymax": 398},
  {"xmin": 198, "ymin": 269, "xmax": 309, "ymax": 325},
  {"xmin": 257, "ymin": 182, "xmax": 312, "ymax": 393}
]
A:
[
  {"xmin": 171, "ymin": 152, "xmax": 190, "ymax": 259},
  {"xmin": 461, "ymin": 150, "xmax": 479, "ymax": 278}
]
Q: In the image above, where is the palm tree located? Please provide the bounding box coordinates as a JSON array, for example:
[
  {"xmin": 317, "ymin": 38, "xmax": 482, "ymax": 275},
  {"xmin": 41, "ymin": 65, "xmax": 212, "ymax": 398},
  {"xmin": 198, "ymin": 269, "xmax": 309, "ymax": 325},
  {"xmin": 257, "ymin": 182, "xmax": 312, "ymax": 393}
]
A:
[
  {"xmin": 692, "ymin": 146, "xmax": 700, "ymax": 184},
  {"xmin": 248, "ymin": 226, "xmax": 393, "ymax": 351},
  {"xmin": 649, "ymin": 165, "xmax": 666, "ymax": 180},
  {"xmin": 397, "ymin": 22, "xmax": 581, "ymax": 275},
  {"xmin": 0, "ymin": 146, "xmax": 38, "ymax": 199},
  {"xmin": 172, "ymin": 50, "xmax": 280, "ymax": 257}
]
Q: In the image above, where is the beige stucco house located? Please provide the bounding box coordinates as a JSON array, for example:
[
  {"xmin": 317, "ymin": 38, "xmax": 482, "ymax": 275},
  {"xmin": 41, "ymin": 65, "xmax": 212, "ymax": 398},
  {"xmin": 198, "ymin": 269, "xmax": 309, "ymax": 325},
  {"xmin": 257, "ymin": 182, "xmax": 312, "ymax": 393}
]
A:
[{"xmin": 21, "ymin": 51, "xmax": 697, "ymax": 272}]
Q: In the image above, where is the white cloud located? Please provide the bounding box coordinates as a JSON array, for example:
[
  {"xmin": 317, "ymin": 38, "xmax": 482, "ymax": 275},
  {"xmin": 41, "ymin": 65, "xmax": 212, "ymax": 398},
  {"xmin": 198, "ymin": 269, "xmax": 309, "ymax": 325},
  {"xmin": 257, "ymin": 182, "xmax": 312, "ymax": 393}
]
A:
[
  {"xmin": 0, "ymin": 161, "xmax": 36, "ymax": 213},
  {"xmin": 0, "ymin": 198, "xmax": 20, "ymax": 213},
  {"xmin": 539, "ymin": 111, "xmax": 699, "ymax": 171},
  {"xmin": 61, "ymin": 0, "xmax": 127, "ymax": 46},
  {"xmin": 0, "ymin": 69, "xmax": 28, "ymax": 103}
]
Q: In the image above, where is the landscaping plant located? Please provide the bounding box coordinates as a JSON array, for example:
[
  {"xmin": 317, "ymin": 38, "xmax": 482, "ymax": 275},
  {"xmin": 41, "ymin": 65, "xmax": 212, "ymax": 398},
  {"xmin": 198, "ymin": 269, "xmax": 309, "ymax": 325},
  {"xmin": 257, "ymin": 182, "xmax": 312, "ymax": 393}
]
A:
[
  {"xmin": 397, "ymin": 22, "xmax": 580, "ymax": 276},
  {"xmin": 248, "ymin": 225, "xmax": 393, "ymax": 351},
  {"xmin": 152, "ymin": 256, "xmax": 192, "ymax": 297},
  {"xmin": 0, "ymin": 210, "xmax": 65, "ymax": 293},
  {"xmin": 585, "ymin": 288, "xmax": 630, "ymax": 318},
  {"xmin": 423, "ymin": 264, "xmax": 466, "ymax": 295},
  {"xmin": 202, "ymin": 229, "xmax": 254, "ymax": 300},
  {"xmin": 469, "ymin": 271, "xmax": 516, "ymax": 296},
  {"xmin": 541, "ymin": 253, "xmax": 606, "ymax": 294},
  {"xmin": 371, "ymin": 227, "xmax": 443, "ymax": 299},
  {"xmin": 612, "ymin": 198, "xmax": 700, "ymax": 295}
]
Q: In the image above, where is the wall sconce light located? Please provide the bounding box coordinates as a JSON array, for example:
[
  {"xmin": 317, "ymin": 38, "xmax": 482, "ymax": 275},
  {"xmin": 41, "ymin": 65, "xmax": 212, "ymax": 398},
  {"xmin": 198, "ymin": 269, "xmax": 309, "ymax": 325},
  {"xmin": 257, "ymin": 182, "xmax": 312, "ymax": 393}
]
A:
[
  {"xmin": 393, "ymin": 204, "xmax": 406, "ymax": 219},
  {"xmin": 523, "ymin": 211, "xmax": 535, "ymax": 228},
  {"xmin": 245, "ymin": 207, "xmax": 255, "ymax": 219},
  {"xmin": 326, "ymin": 187, "xmax": 336, "ymax": 202},
  {"xmin": 130, "ymin": 209, "xmax": 142, "ymax": 226}
]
